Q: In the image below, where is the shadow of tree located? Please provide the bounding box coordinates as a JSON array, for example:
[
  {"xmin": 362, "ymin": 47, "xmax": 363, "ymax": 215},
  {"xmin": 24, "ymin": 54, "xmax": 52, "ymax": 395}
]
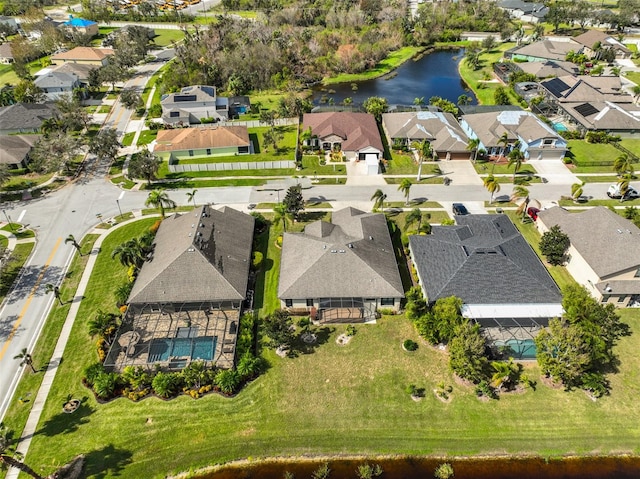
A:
[
  {"xmin": 36, "ymin": 397, "xmax": 94, "ymax": 438},
  {"xmin": 289, "ymin": 326, "xmax": 334, "ymax": 356},
  {"xmin": 83, "ymin": 444, "xmax": 133, "ymax": 479}
]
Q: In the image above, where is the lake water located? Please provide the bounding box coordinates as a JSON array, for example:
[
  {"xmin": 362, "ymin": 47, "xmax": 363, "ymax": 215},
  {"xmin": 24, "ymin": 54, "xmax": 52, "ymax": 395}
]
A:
[
  {"xmin": 198, "ymin": 455, "xmax": 640, "ymax": 478},
  {"xmin": 313, "ymin": 48, "xmax": 477, "ymax": 106}
]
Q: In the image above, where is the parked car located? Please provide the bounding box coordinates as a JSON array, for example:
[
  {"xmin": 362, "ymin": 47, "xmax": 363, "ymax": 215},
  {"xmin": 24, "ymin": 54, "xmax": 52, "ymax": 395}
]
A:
[
  {"xmin": 452, "ymin": 203, "xmax": 469, "ymax": 215},
  {"xmin": 527, "ymin": 207, "xmax": 540, "ymax": 221},
  {"xmin": 607, "ymin": 184, "xmax": 640, "ymax": 200}
]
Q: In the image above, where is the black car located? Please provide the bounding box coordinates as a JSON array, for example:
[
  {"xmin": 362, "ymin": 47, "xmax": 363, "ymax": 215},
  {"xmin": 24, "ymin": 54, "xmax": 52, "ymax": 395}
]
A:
[{"xmin": 452, "ymin": 203, "xmax": 469, "ymax": 215}]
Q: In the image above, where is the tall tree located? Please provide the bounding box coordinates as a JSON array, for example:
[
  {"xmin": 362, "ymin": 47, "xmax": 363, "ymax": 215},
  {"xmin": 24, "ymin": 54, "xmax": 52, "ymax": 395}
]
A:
[
  {"xmin": 145, "ymin": 189, "xmax": 176, "ymax": 218},
  {"xmin": 13, "ymin": 80, "xmax": 44, "ymax": 103},
  {"xmin": 273, "ymin": 203, "xmax": 291, "ymax": 232},
  {"xmin": 510, "ymin": 185, "xmax": 530, "ymax": 221},
  {"xmin": 613, "ymin": 153, "xmax": 633, "ymax": 176},
  {"xmin": 29, "ymin": 132, "xmax": 83, "ymax": 174},
  {"xmin": 398, "ymin": 178, "xmax": 412, "ymax": 205},
  {"xmin": 65, "ymin": 234, "xmax": 84, "ymax": 256},
  {"xmin": 370, "ymin": 189, "xmax": 387, "ymax": 212},
  {"xmin": 507, "ymin": 146, "xmax": 525, "ymax": 181},
  {"xmin": 55, "ymin": 96, "xmax": 90, "ymax": 132},
  {"xmin": 539, "ymin": 225, "xmax": 569, "ymax": 266},
  {"xmin": 570, "ymin": 182, "xmax": 584, "ymax": 202},
  {"xmin": 411, "ymin": 139, "xmax": 432, "ymax": 181},
  {"xmin": 617, "ymin": 175, "xmax": 631, "ymax": 202},
  {"xmin": 0, "ymin": 423, "xmax": 43, "ymax": 479},
  {"xmin": 119, "ymin": 88, "xmax": 143, "ymax": 110},
  {"xmin": 186, "ymin": 189, "xmax": 197, "ymax": 207},
  {"xmin": 283, "ymin": 184, "xmax": 305, "ymax": 221},
  {"xmin": 483, "ymin": 174, "xmax": 501, "ymax": 203},
  {"xmin": 44, "ymin": 283, "xmax": 63, "ymax": 306},
  {"xmin": 448, "ymin": 321, "xmax": 487, "ymax": 383},
  {"xmin": 13, "ymin": 348, "xmax": 36, "ymax": 373},
  {"xmin": 111, "ymin": 238, "xmax": 146, "ymax": 269},
  {"xmin": 89, "ymin": 128, "xmax": 121, "ymax": 165},
  {"xmin": 0, "ymin": 84, "xmax": 15, "ymax": 106},
  {"xmin": 404, "ymin": 208, "xmax": 423, "ymax": 232},
  {"xmin": 263, "ymin": 309, "xmax": 294, "ymax": 350},
  {"xmin": 466, "ymin": 137, "xmax": 480, "ymax": 163},
  {"xmin": 128, "ymin": 148, "xmax": 161, "ymax": 186},
  {"xmin": 362, "ymin": 96, "xmax": 388, "ymax": 121}
]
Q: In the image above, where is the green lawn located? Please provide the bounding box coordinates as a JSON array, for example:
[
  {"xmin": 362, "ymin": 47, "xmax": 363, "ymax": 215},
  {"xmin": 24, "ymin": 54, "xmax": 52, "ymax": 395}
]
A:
[
  {"xmin": 619, "ymin": 139, "xmax": 640, "ymax": 158},
  {"xmin": 577, "ymin": 175, "xmax": 620, "ymax": 183},
  {"xmin": 458, "ymin": 43, "xmax": 516, "ymax": 105},
  {"xmin": 473, "ymin": 161, "xmax": 537, "ymax": 176},
  {"xmin": 558, "ymin": 198, "xmax": 640, "ymax": 207},
  {"xmin": 152, "ymin": 29, "xmax": 185, "ymax": 48},
  {"xmin": 566, "ymin": 140, "xmax": 619, "ymax": 168},
  {"xmin": 623, "ymin": 71, "xmax": 640, "ymax": 87},
  {"xmin": 324, "ymin": 46, "xmax": 422, "ymax": 85},
  {"xmin": 1, "ymin": 173, "xmax": 54, "ymax": 192},
  {"xmin": 8, "ymin": 216, "xmax": 640, "ymax": 478},
  {"xmin": 0, "ymin": 242, "xmax": 34, "ymax": 305}
]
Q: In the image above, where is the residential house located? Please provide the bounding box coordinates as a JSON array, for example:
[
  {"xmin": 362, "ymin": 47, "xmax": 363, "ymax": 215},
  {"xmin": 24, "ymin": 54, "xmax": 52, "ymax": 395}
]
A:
[
  {"xmin": 498, "ymin": 0, "xmax": 548, "ymax": 23},
  {"xmin": 505, "ymin": 38, "xmax": 578, "ymax": 62},
  {"xmin": 107, "ymin": 205, "xmax": 255, "ymax": 371},
  {"xmin": 0, "ymin": 16, "xmax": 18, "ymax": 33},
  {"xmin": 538, "ymin": 207, "xmax": 640, "ymax": 307},
  {"xmin": 46, "ymin": 62, "xmax": 97, "ymax": 86},
  {"xmin": 572, "ymin": 29, "xmax": 632, "ymax": 60},
  {"xmin": 381, "ymin": 111, "xmax": 470, "ymax": 160},
  {"xmin": 0, "ymin": 135, "xmax": 40, "ymax": 169},
  {"xmin": 515, "ymin": 60, "xmax": 579, "ymax": 79},
  {"xmin": 0, "ymin": 103, "xmax": 58, "ymax": 135},
  {"xmin": 408, "ymin": 214, "xmax": 563, "ymax": 357},
  {"xmin": 460, "ymin": 109, "xmax": 567, "ymax": 161},
  {"xmin": 302, "ymin": 112, "xmax": 384, "ymax": 174},
  {"xmin": 0, "ymin": 43, "xmax": 13, "ymax": 64},
  {"xmin": 161, "ymin": 85, "xmax": 229, "ymax": 125},
  {"xmin": 50, "ymin": 47, "xmax": 114, "ymax": 66},
  {"xmin": 34, "ymin": 71, "xmax": 81, "ymax": 100},
  {"xmin": 540, "ymin": 75, "xmax": 639, "ymax": 135},
  {"xmin": 153, "ymin": 126, "xmax": 251, "ymax": 163},
  {"xmin": 61, "ymin": 16, "xmax": 99, "ymax": 37},
  {"xmin": 278, "ymin": 207, "xmax": 404, "ymax": 323}
]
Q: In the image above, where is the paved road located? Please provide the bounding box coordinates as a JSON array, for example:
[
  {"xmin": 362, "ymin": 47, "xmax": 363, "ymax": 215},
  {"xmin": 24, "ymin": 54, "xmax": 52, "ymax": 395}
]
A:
[{"xmin": 0, "ymin": 58, "xmax": 168, "ymax": 421}]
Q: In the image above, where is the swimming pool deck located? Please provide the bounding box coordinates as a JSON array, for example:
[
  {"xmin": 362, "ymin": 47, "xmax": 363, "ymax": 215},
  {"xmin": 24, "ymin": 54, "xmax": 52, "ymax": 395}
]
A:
[{"xmin": 106, "ymin": 308, "xmax": 240, "ymax": 371}]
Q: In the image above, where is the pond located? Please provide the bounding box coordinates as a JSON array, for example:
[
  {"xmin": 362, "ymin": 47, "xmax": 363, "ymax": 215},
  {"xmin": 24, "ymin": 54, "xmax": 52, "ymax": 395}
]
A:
[
  {"xmin": 198, "ymin": 455, "xmax": 640, "ymax": 479},
  {"xmin": 313, "ymin": 48, "xmax": 477, "ymax": 107}
]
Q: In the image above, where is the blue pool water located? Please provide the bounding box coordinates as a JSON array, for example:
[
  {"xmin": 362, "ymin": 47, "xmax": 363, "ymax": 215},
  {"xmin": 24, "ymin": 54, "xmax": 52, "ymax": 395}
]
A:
[
  {"xmin": 494, "ymin": 339, "xmax": 537, "ymax": 359},
  {"xmin": 148, "ymin": 336, "xmax": 216, "ymax": 362},
  {"xmin": 552, "ymin": 122, "xmax": 568, "ymax": 132}
]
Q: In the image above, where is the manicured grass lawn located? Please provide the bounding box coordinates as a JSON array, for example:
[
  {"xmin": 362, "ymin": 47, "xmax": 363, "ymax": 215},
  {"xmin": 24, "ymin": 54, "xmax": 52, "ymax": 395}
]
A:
[
  {"xmin": 1, "ymin": 224, "xmax": 35, "ymax": 239},
  {"xmin": 473, "ymin": 162, "xmax": 537, "ymax": 176},
  {"xmin": 566, "ymin": 140, "xmax": 618, "ymax": 167},
  {"xmin": 388, "ymin": 210, "xmax": 451, "ymax": 226},
  {"xmin": 1, "ymin": 173, "xmax": 54, "ymax": 192},
  {"xmin": 458, "ymin": 43, "xmax": 516, "ymax": 105},
  {"xmin": 0, "ymin": 242, "xmax": 34, "ymax": 304},
  {"xmin": 149, "ymin": 178, "xmax": 269, "ymax": 188},
  {"xmin": 624, "ymin": 71, "xmax": 640, "ymax": 87},
  {"xmin": 558, "ymin": 198, "xmax": 640, "ymax": 207},
  {"xmin": 386, "ymin": 200, "xmax": 442, "ymax": 208},
  {"xmin": 504, "ymin": 211, "xmax": 577, "ymax": 290},
  {"xmin": 0, "ymin": 235, "xmax": 99, "ymax": 438},
  {"xmin": 577, "ymin": 175, "xmax": 620, "ymax": 183},
  {"xmin": 121, "ymin": 132, "xmax": 134, "ymax": 147},
  {"xmin": 9, "ymin": 216, "xmax": 640, "ymax": 479},
  {"xmin": 619, "ymin": 139, "xmax": 640, "ymax": 157},
  {"xmin": 137, "ymin": 130, "xmax": 158, "ymax": 146},
  {"xmin": 152, "ymin": 29, "xmax": 185, "ymax": 48},
  {"xmin": 324, "ymin": 46, "xmax": 422, "ymax": 85},
  {"xmin": 299, "ymin": 156, "xmax": 346, "ymax": 176},
  {"xmin": 110, "ymin": 176, "xmax": 136, "ymax": 189}
]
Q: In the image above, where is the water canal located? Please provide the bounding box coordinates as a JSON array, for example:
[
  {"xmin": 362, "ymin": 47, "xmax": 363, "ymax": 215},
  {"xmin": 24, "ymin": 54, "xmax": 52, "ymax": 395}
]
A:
[{"xmin": 313, "ymin": 48, "xmax": 477, "ymax": 106}]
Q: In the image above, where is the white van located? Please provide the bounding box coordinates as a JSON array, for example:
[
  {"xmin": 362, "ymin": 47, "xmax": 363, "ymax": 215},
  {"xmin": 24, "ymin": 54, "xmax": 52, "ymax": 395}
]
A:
[{"xmin": 607, "ymin": 184, "xmax": 640, "ymax": 199}]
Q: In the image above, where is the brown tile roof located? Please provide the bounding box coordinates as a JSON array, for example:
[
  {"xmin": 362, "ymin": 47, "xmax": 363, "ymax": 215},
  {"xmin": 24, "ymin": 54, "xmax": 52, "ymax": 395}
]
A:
[
  {"xmin": 302, "ymin": 112, "xmax": 383, "ymax": 152},
  {"xmin": 0, "ymin": 134, "xmax": 39, "ymax": 165},
  {"xmin": 154, "ymin": 126, "xmax": 250, "ymax": 152},
  {"xmin": 50, "ymin": 47, "xmax": 114, "ymax": 62},
  {"xmin": 381, "ymin": 111, "xmax": 469, "ymax": 153},
  {"xmin": 0, "ymin": 42, "xmax": 13, "ymax": 59},
  {"xmin": 128, "ymin": 205, "xmax": 255, "ymax": 305},
  {"xmin": 573, "ymin": 30, "xmax": 630, "ymax": 53}
]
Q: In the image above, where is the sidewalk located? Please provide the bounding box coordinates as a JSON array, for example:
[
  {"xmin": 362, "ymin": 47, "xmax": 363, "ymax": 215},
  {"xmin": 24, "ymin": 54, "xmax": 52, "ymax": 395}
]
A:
[{"xmin": 5, "ymin": 216, "xmax": 157, "ymax": 479}]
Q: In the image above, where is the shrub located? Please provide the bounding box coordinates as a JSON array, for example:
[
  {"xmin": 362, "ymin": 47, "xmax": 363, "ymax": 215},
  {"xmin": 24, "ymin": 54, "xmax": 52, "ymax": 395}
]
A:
[
  {"xmin": 236, "ymin": 313, "xmax": 256, "ymax": 357},
  {"xmin": 152, "ymin": 371, "xmax": 181, "ymax": 398},
  {"xmin": 346, "ymin": 325, "xmax": 357, "ymax": 336},
  {"xmin": 474, "ymin": 380, "xmax": 497, "ymax": 399},
  {"xmin": 83, "ymin": 362, "xmax": 105, "ymax": 387},
  {"xmin": 252, "ymin": 251, "xmax": 263, "ymax": 269},
  {"xmin": 434, "ymin": 462, "xmax": 455, "ymax": 479},
  {"xmin": 405, "ymin": 384, "xmax": 418, "ymax": 395},
  {"xmin": 93, "ymin": 372, "xmax": 120, "ymax": 399},
  {"xmin": 403, "ymin": 339, "xmax": 418, "ymax": 351},
  {"xmin": 215, "ymin": 369, "xmax": 240, "ymax": 394}
]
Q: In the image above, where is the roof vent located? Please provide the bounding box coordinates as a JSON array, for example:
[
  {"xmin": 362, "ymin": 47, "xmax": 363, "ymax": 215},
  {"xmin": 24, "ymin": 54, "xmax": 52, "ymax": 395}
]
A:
[
  {"xmin": 339, "ymin": 250, "xmax": 345, "ymax": 253},
  {"xmin": 330, "ymin": 249, "xmax": 337, "ymax": 253},
  {"xmin": 191, "ymin": 224, "xmax": 195, "ymax": 228},
  {"xmin": 323, "ymin": 245, "xmax": 327, "ymax": 249},
  {"xmin": 369, "ymin": 236, "xmax": 373, "ymax": 240},
  {"xmin": 188, "ymin": 232, "xmax": 192, "ymax": 237},
  {"xmin": 188, "ymin": 248, "xmax": 195, "ymax": 252},
  {"xmin": 200, "ymin": 223, "xmax": 205, "ymax": 227}
]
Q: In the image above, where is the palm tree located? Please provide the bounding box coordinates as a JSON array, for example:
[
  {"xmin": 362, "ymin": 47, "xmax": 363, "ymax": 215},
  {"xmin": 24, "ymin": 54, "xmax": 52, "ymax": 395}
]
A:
[
  {"xmin": 571, "ymin": 182, "xmax": 585, "ymax": 203},
  {"xmin": 65, "ymin": 234, "xmax": 83, "ymax": 256},
  {"xmin": 507, "ymin": 147, "xmax": 525, "ymax": 181},
  {"xmin": 398, "ymin": 178, "xmax": 412, "ymax": 205},
  {"xmin": 404, "ymin": 208, "xmax": 423, "ymax": 232},
  {"xmin": 0, "ymin": 424, "xmax": 43, "ymax": 479},
  {"xmin": 490, "ymin": 358, "xmax": 520, "ymax": 391},
  {"xmin": 186, "ymin": 189, "xmax": 198, "ymax": 207},
  {"xmin": 497, "ymin": 132, "xmax": 510, "ymax": 159},
  {"xmin": 632, "ymin": 85, "xmax": 640, "ymax": 102},
  {"xmin": 44, "ymin": 283, "xmax": 63, "ymax": 306},
  {"xmin": 411, "ymin": 139, "xmax": 432, "ymax": 181},
  {"xmin": 457, "ymin": 94, "xmax": 471, "ymax": 106},
  {"xmin": 145, "ymin": 189, "xmax": 176, "ymax": 218},
  {"xmin": 88, "ymin": 310, "xmax": 118, "ymax": 341},
  {"xmin": 13, "ymin": 348, "xmax": 36, "ymax": 373},
  {"xmin": 370, "ymin": 189, "xmax": 387, "ymax": 212},
  {"xmin": 111, "ymin": 238, "xmax": 145, "ymax": 269},
  {"xmin": 273, "ymin": 203, "xmax": 291, "ymax": 232},
  {"xmin": 466, "ymin": 138, "xmax": 480, "ymax": 163},
  {"xmin": 413, "ymin": 97, "xmax": 425, "ymax": 107},
  {"xmin": 617, "ymin": 175, "xmax": 631, "ymax": 202},
  {"xmin": 484, "ymin": 174, "xmax": 501, "ymax": 204},
  {"xmin": 613, "ymin": 153, "xmax": 633, "ymax": 176},
  {"xmin": 510, "ymin": 185, "xmax": 530, "ymax": 221}
]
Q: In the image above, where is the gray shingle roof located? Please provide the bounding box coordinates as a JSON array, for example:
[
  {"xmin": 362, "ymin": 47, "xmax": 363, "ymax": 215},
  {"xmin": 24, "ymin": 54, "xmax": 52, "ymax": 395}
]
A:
[
  {"xmin": 409, "ymin": 215, "xmax": 561, "ymax": 304},
  {"xmin": 0, "ymin": 134, "xmax": 40, "ymax": 166},
  {"xmin": 538, "ymin": 206, "xmax": 640, "ymax": 278},
  {"xmin": 561, "ymin": 101, "xmax": 640, "ymax": 131},
  {"xmin": 0, "ymin": 103, "xmax": 57, "ymax": 132},
  {"xmin": 278, "ymin": 207, "xmax": 404, "ymax": 299},
  {"xmin": 34, "ymin": 71, "xmax": 79, "ymax": 89},
  {"xmin": 128, "ymin": 205, "xmax": 254, "ymax": 305},
  {"xmin": 462, "ymin": 110, "xmax": 561, "ymax": 148},
  {"xmin": 510, "ymin": 39, "xmax": 578, "ymax": 61}
]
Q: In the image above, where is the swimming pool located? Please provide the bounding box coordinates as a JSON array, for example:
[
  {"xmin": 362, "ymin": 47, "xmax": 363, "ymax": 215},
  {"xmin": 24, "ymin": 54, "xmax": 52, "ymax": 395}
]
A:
[
  {"xmin": 552, "ymin": 122, "xmax": 568, "ymax": 132},
  {"xmin": 148, "ymin": 336, "xmax": 217, "ymax": 362},
  {"xmin": 494, "ymin": 338, "xmax": 537, "ymax": 359}
]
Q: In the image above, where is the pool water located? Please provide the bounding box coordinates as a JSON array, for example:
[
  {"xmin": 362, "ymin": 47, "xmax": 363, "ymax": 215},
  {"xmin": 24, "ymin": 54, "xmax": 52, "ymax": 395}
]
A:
[
  {"xmin": 494, "ymin": 339, "xmax": 537, "ymax": 359},
  {"xmin": 148, "ymin": 336, "xmax": 217, "ymax": 362},
  {"xmin": 552, "ymin": 122, "xmax": 568, "ymax": 132}
]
